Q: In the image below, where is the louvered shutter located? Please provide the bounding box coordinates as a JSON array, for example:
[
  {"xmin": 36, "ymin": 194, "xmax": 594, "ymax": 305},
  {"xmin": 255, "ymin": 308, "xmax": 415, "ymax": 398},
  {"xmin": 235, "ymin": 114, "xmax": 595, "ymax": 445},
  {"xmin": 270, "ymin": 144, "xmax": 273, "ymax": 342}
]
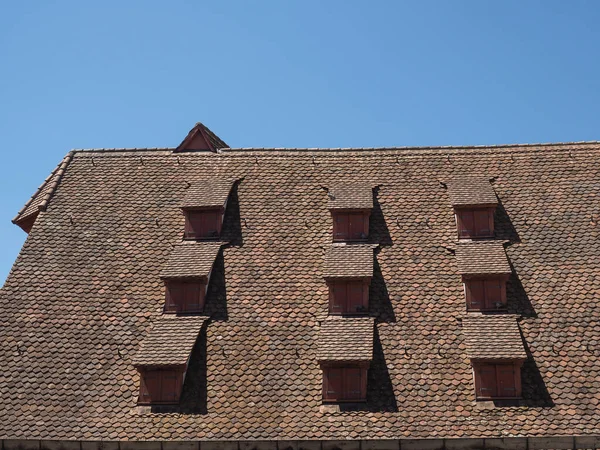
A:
[
  {"xmin": 324, "ymin": 367, "xmax": 342, "ymax": 401},
  {"xmin": 160, "ymin": 370, "xmax": 181, "ymax": 404},
  {"xmin": 139, "ymin": 370, "xmax": 160, "ymax": 404},
  {"xmin": 457, "ymin": 210, "xmax": 475, "ymax": 238},
  {"xmin": 466, "ymin": 280, "xmax": 484, "ymax": 310},
  {"xmin": 485, "ymin": 279, "xmax": 504, "ymax": 309},
  {"xmin": 477, "ymin": 364, "xmax": 497, "ymax": 398},
  {"xmin": 333, "ymin": 213, "xmax": 349, "ymax": 241},
  {"xmin": 165, "ymin": 282, "xmax": 182, "ymax": 312},
  {"xmin": 330, "ymin": 281, "xmax": 345, "ymax": 314},
  {"xmin": 344, "ymin": 367, "xmax": 363, "ymax": 400},
  {"xmin": 348, "ymin": 281, "xmax": 366, "ymax": 313},
  {"xmin": 348, "ymin": 213, "xmax": 366, "ymax": 240},
  {"xmin": 496, "ymin": 364, "xmax": 517, "ymax": 398},
  {"xmin": 474, "ymin": 209, "xmax": 491, "ymax": 237},
  {"xmin": 203, "ymin": 210, "xmax": 220, "ymax": 238}
]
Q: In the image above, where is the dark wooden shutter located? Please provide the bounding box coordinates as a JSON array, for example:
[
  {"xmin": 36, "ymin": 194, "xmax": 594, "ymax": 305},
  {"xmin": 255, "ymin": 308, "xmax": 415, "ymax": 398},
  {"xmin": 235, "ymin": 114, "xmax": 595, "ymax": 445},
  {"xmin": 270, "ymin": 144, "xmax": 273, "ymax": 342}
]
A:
[
  {"xmin": 182, "ymin": 282, "xmax": 204, "ymax": 312},
  {"xmin": 348, "ymin": 281, "xmax": 366, "ymax": 313},
  {"xmin": 165, "ymin": 282, "xmax": 180, "ymax": 312},
  {"xmin": 348, "ymin": 213, "xmax": 366, "ymax": 240},
  {"xmin": 344, "ymin": 367, "xmax": 363, "ymax": 401},
  {"xmin": 160, "ymin": 370, "xmax": 181, "ymax": 404},
  {"xmin": 323, "ymin": 367, "xmax": 342, "ymax": 401},
  {"xmin": 457, "ymin": 210, "xmax": 475, "ymax": 238},
  {"xmin": 496, "ymin": 364, "xmax": 517, "ymax": 398},
  {"xmin": 333, "ymin": 213, "xmax": 349, "ymax": 241},
  {"xmin": 477, "ymin": 364, "xmax": 497, "ymax": 398},
  {"xmin": 330, "ymin": 281, "xmax": 345, "ymax": 314},
  {"xmin": 466, "ymin": 280, "xmax": 484, "ymax": 310},
  {"xmin": 485, "ymin": 279, "xmax": 504, "ymax": 309},
  {"xmin": 203, "ymin": 210, "xmax": 220, "ymax": 237},
  {"xmin": 474, "ymin": 209, "xmax": 491, "ymax": 237},
  {"xmin": 139, "ymin": 370, "xmax": 160, "ymax": 404}
]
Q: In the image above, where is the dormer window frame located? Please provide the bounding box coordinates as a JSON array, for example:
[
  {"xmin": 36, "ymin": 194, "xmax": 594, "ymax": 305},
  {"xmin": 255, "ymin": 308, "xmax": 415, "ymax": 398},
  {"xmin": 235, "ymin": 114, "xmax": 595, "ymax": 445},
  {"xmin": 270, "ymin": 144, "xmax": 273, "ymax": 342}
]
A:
[
  {"xmin": 331, "ymin": 209, "xmax": 370, "ymax": 242},
  {"xmin": 463, "ymin": 274, "xmax": 509, "ymax": 312},
  {"xmin": 183, "ymin": 206, "xmax": 225, "ymax": 240},
  {"xmin": 163, "ymin": 278, "xmax": 208, "ymax": 314},
  {"xmin": 137, "ymin": 365, "xmax": 186, "ymax": 405},
  {"xmin": 472, "ymin": 360, "xmax": 524, "ymax": 400},
  {"xmin": 321, "ymin": 361, "xmax": 369, "ymax": 403},
  {"xmin": 326, "ymin": 276, "xmax": 371, "ymax": 315},
  {"xmin": 455, "ymin": 206, "xmax": 496, "ymax": 239}
]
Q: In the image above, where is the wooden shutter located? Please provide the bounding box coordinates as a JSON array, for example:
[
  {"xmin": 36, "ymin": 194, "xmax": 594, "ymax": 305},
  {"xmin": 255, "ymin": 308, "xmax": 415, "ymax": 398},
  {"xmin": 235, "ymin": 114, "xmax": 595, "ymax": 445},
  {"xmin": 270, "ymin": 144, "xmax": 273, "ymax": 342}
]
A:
[
  {"xmin": 348, "ymin": 213, "xmax": 366, "ymax": 240},
  {"xmin": 203, "ymin": 210, "xmax": 220, "ymax": 237},
  {"xmin": 165, "ymin": 282, "xmax": 181, "ymax": 312},
  {"xmin": 333, "ymin": 213, "xmax": 349, "ymax": 241},
  {"xmin": 139, "ymin": 370, "xmax": 160, "ymax": 404},
  {"xmin": 186, "ymin": 210, "xmax": 221, "ymax": 239},
  {"xmin": 457, "ymin": 210, "xmax": 475, "ymax": 238},
  {"xmin": 485, "ymin": 279, "xmax": 504, "ymax": 309},
  {"xmin": 496, "ymin": 364, "xmax": 517, "ymax": 398},
  {"xmin": 182, "ymin": 282, "xmax": 204, "ymax": 312},
  {"xmin": 347, "ymin": 281, "xmax": 366, "ymax": 313},
  {"xmin": 477, "ymin": 364, "xmax": 497, "ymax": 399},
  {"xmin": 465, "ymin": 280, "xmax": 484, "ymax": 310},
  {"xmin": 323, "ymin": 367, "xmax": 342, "ymax": 401},
  {"xmin": 474, "ymin": 209, "xmax": 491, "ymax": 237},
  {"xmin": 344, "ymin": 367, "xmax": 363, "ymax": 401},
  {"xmin": 160, "ymin": 370, "xmax": 181, "ymax": 404},
  {"xmin": 329, "ymin": 281, "xmax": 345, "ymax": 314}
]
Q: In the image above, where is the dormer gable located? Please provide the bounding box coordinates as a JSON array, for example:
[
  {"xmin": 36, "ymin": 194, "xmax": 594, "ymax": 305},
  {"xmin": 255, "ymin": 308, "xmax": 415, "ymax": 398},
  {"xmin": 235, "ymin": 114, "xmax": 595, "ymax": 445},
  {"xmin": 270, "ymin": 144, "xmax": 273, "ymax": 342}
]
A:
[
  {"xmin": 174, "ymin": 122, "xmax": 229, "ymax": 153},
  {"xmin": 328, "ymin": 184, "xmax": 373, "ymax": 241}
]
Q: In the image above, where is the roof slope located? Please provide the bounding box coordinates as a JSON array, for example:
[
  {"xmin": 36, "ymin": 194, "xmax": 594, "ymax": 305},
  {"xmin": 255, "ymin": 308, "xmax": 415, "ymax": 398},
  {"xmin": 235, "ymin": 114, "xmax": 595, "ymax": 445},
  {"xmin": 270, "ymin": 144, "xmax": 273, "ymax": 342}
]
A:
[
  {"xmin": 160, "ymin": 241, "xmax": 223, "ymax": 279},
  {"xmin": 447, "ymin": 177, "xmax": 498, "ymax": 207},
  {"xmin": 323, "ymin": 244, "xmax": 374, "ymax": 278},
  {"xmin": 1, "ymin": 142, "xmax": 600, "ymax": 440},
  {"xmin": 181, "ymin": 179, "xmax": 235, "ymax": 208},
  {"xmin": 328, "ymin": 183, "xmax": 373, "ymax": 209}
]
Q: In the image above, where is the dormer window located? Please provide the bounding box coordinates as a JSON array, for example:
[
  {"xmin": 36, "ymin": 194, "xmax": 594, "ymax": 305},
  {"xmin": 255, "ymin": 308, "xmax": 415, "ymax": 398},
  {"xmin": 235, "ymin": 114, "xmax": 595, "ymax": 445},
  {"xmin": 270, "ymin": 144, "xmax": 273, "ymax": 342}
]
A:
[
  {"xmin": 329, "ymin": 279, "xmax": 369, "ymax": 314},
  {"xmin": 447, "ymin": 177, "xmax": 498, "ymax": 239},
  {"xmin": 180, "ymin": 180, "xmax": 234, "ymax": 240},
  {"xmin": 456, "ymin": 207, "xmax": 495, "ymax": 239},
  {"xmin": 184, "ymin": 209, "xmax": 222, "ymax": 240},
  {"xmin": 164, "ymin": 279, "xmax": 205, "ymax": 313},
  {"xmin": 160, "ymin": 241, "xmax": 222, "ymax": 315},
  {"xmin": 323, "ymin": 245, "xmax": 373, "ymax": 315},
  {"xmin": 328, "ymin": 184, "xmax": 373, "ymax": 242},
  {"xmin": 455, "ymin": 241, "xmax": 512, "ymax": 311},
  {"xmin": 463, "ymin": 315, "xmax": 527, "ymax": 401},
  {"xmin": 464, "ymin": 276, "xmax": 508, "ymax": 311},
  {"xmin": 317, "ymin": 317, "xmax": 374, "ymax": 403},
  {"xmin": 133, "ymin": 316, "xmax": 208, "ymax": 406}
]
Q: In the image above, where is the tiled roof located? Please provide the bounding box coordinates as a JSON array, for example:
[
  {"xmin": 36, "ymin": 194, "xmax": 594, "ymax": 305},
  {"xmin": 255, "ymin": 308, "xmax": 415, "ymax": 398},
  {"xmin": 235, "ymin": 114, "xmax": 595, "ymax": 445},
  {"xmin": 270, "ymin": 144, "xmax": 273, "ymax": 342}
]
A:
[
  {"xmin": 317, "ymin": 317, "xmax": 374, "ymax": 361},
  {"xmin": 181, "ymin": 179, "xmax": 234, "ymax": 209},
  {"xmin": 328, "ymin": 183, "xmax": 373, "ymax": 209},
  {"xmin": 463, "ymin": 315, "xmax": 527, "ymax": 360},
  {"xmin": 455, "ymin": 241, "xmax": 511, "ymax": 275},
  {"xmin": 323, "ymin": 244, "xmax": 374, "ymax": 278},
  {"xmin": 132, "ymin": 316, "xmax": 208, "ymax": 366},
  {"xmin": 160, "ymin": 241, "xmax": 222, "ymax": 279},
  {"xmin": 447, "ymin": 177, "xmax": 498, "ymax": 207},
  {"xmin": 2, "ymin": 140, "xmax": 600, "ymax": 439}
]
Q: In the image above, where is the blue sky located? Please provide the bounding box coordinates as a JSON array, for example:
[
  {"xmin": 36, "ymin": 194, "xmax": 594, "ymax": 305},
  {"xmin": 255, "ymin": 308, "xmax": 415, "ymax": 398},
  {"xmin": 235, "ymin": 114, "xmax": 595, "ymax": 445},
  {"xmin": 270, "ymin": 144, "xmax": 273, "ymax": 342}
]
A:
[{"xmin": 1, "ymin": 1, "xmax": 600, "ymax": 283}]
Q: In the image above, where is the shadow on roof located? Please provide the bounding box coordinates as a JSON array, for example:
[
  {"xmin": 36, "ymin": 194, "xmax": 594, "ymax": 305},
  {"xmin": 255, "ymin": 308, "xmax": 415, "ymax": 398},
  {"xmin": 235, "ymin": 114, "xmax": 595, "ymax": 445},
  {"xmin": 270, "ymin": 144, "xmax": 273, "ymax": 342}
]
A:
[
  {"xmin": 221, "ymin": 180, "xmax": 243, "ymax": 247},
  {"xmin": 495, "ymin": 199, "xmax": 521, "ymax": 244},
  {"xmin": 370, "ymin": 253, "xmax": 396, "ymax": 324},
  {"xmin": 339, "ymin": 327, "xmax": 398, "ymax": 412},
  {"xmin": 369, "ymin": 186, "xmax": 393, "ymax": 247},
  {"xmin": 204, "ymin": 248, "xmax": 228, "ymax": 322},
  {"xmin": 506, "ymin": 265, "xmax": 537, "ymax": 318}
]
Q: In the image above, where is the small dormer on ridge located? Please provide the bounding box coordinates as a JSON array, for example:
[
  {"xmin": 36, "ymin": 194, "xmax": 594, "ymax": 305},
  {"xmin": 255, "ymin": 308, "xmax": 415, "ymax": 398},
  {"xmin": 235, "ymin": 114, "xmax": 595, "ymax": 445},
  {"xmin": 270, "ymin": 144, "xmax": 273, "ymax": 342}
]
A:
[
  {"xmin": 174, "ymin": 122, "xmax": 229, "ymax": 153},
  {"xmin": 181, "ymin": 179, "xmax": 235, "ymax": 240},
  {"xmin": 328, "ymin": 184, "xmax": 373, "ymax": 242},
  {"xmin": 447, "ymin": 177, "xmax": 498, "ymax": 239}
]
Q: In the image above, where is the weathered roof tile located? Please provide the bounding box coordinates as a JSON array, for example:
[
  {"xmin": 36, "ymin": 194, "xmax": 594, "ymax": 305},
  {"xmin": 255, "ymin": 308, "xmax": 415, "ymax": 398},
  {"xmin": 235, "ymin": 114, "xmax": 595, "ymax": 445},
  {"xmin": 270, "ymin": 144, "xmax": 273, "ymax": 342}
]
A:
[
  {"xmin": 447, "ymin": 177, "xmax": 498, "ymax": 207},
  {"xmin": 160, "ymin": 241, "xmax": 222, "ymax": 279},
  {"xmin": 328, "ymin": 184, "xmax": 373, "ymax": 210},
  {"xmin": 455, "ymin": 241, "xmax": 511, "ymax": 275},
  {"xmin": 317, "ymin": 317, "xmax": 374, "ymax": 362},
  {"xmin": 181, "ymin": 180, "xmax": 234, "ymax": 209},
  {"xmin": 463, "ymin": 315, "xmax": 527, "ymax": 360},
  {"xmin": 323, "ymin": 245, "xmax": 374, "ymax": 278}
]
